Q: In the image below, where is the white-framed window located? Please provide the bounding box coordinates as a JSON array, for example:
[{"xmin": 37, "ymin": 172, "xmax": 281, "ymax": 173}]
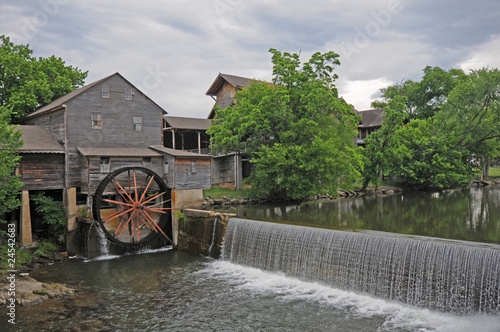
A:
[
  {"xmin": 133, "ymin": 116, "xmax": 142, "ymax": 131},
  {"xmin": 102, "ymin": 85, "xmax": 109, "ymax": 98},
  {"xmin": 100, "ymin": 157, "xmax": 110, "ymax": 173},
  {"xmin": 142, "ymin": 157, "xmax": 152, "ymax": 169},
  {"xmin": 91, "ymin": 113, "xmax": 102, "ymax": 129},
  {"xmin": 125, "ymin": 88, "xmax": 133, "ymax": 100}
]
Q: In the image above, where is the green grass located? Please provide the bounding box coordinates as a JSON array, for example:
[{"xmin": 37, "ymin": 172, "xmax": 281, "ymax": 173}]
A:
[
  {"xmin": 489, "ymin": 167, "xmax": 500, "ymax": 179},
  {"xmin": 204, "ymin": 187, "xmax": 250, "ymax": 199}
]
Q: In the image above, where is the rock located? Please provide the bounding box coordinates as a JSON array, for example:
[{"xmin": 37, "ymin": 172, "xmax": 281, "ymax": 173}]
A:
[{"xmin": 385, "ymin": 189, "xmax": 395, "ymax": 195}]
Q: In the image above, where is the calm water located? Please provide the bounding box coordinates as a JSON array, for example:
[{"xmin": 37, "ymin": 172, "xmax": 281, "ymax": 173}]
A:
[
  {"xmin": 5, "ymin": 249, "xmax": 500, "ymax": 332},
  {"xmin": 221, "ymin": 186, "xmax": 500, "ymax": 244}
]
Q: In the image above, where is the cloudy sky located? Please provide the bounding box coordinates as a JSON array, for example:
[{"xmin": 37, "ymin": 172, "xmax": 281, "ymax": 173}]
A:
[{"xmin": 2, "ymin": 0, "xmax": 500, "ymax": 118}]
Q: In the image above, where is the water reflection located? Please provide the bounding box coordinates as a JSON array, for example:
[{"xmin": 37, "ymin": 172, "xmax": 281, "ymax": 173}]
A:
[{"xmin": 222, "ymin": 186, "xmax": 500, "ymax": 244}]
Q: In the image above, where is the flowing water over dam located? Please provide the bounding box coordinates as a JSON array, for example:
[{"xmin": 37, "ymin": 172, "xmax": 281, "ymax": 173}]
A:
[
  {"xmin": 6, "ymin": 249, "xmax": 500, "ymax": 332},
  {"xmin": 223, "ymin": 218, "xmax": 500, "ymax": 314}
]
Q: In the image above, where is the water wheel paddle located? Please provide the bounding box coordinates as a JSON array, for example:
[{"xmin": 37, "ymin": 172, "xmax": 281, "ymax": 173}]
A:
[{"xmin": 92, "ymin": 167, "xmax": 172, "ymax": 246}]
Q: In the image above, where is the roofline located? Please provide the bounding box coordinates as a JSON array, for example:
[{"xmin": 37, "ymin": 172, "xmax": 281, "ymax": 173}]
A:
[{"xmin": 25, "ymin": 72, "xmax": 167, "ymax": 120}]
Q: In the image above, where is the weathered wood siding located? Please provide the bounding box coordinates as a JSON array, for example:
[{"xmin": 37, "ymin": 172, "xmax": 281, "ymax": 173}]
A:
[
  {"xmin": 82, "ymin": 156, "xmax": 163, "ymax": 195},
  {"xmin": 64, "ymin": 76, "xmax": 163, "ymax": 189},
  {"xmin": 19, "ymin": 154, "xmax": 65, "ymax": 190},
  {"xmin": 173, "ymin": 158, "xmax": 211, "ymax": 190},
  {"xmin": 211, "ymin": 155, "xmax": 235, "ymax": 186}
]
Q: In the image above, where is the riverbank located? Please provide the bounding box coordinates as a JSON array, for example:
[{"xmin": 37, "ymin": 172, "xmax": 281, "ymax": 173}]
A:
[
  {"xmin": 202, "ymin": 185, "xmax": 403, "ymax": 209},
  {"xmin": 0, "ymin": 240, "xmax": 77, "ymax": 307}
]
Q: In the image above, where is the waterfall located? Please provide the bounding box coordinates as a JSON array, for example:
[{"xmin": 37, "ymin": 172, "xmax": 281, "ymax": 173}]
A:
[
  {"xmin": 222, "ymin": 218, "xmax": 500, "ymax": 314},
  {"xmin": 96, "ymin": 225, "xmax": 110, "ymax": 256}
]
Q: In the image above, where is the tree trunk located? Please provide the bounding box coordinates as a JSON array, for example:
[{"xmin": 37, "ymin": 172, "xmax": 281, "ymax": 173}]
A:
[{"xmin": 483, "ymin": 158, "xmax": 490, "ymax": 180}]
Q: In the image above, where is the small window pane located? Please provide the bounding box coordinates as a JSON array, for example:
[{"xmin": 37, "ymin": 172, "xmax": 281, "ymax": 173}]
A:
[
  {"xmin": 102, "ymin": 85, "xmax": 109, "ymax": 98},
  {"xmin": 133, "ymin": 116, "xmax": 142, "ymax": 131},
  {"xmin": 143, "ymin": 157, "xmax": 152, "ymax": 169},
  {"xmin": 100, "ymin": 157, "xmax": 110, "ymax": 173},
  {"xmin": 125, "ymin": 88, "xmax": 133, "ymax": 100},
  {"xmin": 92, "ymin": 113, "xmax": 102, "ymax": 129}
]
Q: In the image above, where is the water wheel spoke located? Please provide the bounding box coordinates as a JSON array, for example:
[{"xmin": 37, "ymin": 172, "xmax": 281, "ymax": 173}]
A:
[
  {"xmin": 102, "ymin": 206, "xmax": 134, "ymax": 223},
  {"xmin": 102, "ymin": 198, "xmax": 134, "ymax": 208},
  {"xmin": 141, "ymin": 191, "xmax": 166, "ymax": 205},
  {"xmin": 133, "ymin": 170, "xmax": 139, "ymax": 204},
  {"xmin": 138, "ymin": 176, "xmax": 155, "ymax": 204},
  {"xmin": 111, "ymin": 179, "xmax": 135, "ymax": 204},
  {"xmin": 145, "ymin": 199, "xmax": 171, "ymax": 208},
  {"xmin": 143, "ymin": 210, "xmax": 172, "ymax": 243},
  {"xmin": 145, "ymin": 207, "xmax": 173, "ymax": 214},
  {"xmin": 116, "ymin": 212, "xmax": 135, "ymax": 239}
]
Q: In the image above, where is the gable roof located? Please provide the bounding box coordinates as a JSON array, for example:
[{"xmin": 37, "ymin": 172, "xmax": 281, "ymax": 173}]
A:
[
  {"xmin": 15, "ymin": 125, "xmax": 65, "ymax": 153},
  {"xmin": 357, "ymin": 108, "xmax": 385, "ymax": 128},
  {"xmin": 25, "ymin": 72, "xmax": 167, "ymax": 120},
  {"xmin": 164, "ymin": 116, "xmax": 211, "ymax": 131},
  {"xmin": 205, "ymin": 73, "xmax": 257, "ymax": 97}
]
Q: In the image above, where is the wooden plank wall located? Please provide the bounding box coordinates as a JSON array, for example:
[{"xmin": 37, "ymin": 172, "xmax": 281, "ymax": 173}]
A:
[
  {"xmin": 19, "ymin": 154, "xmax": 65, "ymax": 190},
  {"xmin": 174, "ymin": 158, "xmax": 211, "ymax": 190},
  {"xmin": 84, "ymin": 156, "xmax": 164, "ymax": 195}
]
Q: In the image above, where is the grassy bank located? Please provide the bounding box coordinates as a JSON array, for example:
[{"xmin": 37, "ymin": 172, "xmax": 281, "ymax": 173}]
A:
[{"xmin": 489, "ymin": 167, "xmax": 500, "ymax": 179}]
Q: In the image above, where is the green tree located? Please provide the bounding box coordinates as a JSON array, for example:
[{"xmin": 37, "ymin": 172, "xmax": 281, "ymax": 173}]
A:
[
  {"xmin": 0, "ymin": 107, "xmax": 24, "ymax": 227},
  {"xmin": 364, "ymin": 67, "xmax": 500, "ymax": 189},
  {"xmin": 0, "ymin": 35, "xmax": 87, "ymax": 123},
  {"xmin": 372, "ymin": 66, "xmax": 467, "ymax": 120},
  {"xmin": 208, "ymin": 49, "xmax": 362, "ymax": 200}
]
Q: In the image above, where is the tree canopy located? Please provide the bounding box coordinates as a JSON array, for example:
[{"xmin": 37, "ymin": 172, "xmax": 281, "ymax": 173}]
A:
[
  {"xmin": 363, "ymin": 67, "xmax": 500, "ymax": 189},
  {"xmin": 208, "ymin": 49, "xmax": 362, "ymax": 199},
  {"xmin": 0, "ymin": 35, "xmax": 87, "ymax": 123},
  {"xmin": 0, "ymin": 107, "xmax": 23, "ymax": 225}
]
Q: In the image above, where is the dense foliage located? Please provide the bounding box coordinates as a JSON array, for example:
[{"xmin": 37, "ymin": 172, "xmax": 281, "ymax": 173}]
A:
[
  {"xmin": 364, "ymin": 67, "xmax": 500, "ymax": 189},
  {"xmin": 0, "ymin": 107, "xmax": 23, "ymax": 228},
  {"xmin": 31, "ymin": 192, "xmax": 67, "ymax": 236},
  {"xmin": 208, "ymin": 49, "xmax": 362, "ymax": 199},
  {"xmin": 0, "ymin": 35, "xmax": 87, "ymax": 123}
]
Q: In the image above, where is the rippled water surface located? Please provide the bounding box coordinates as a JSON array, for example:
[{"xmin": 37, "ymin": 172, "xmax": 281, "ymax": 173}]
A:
[{"xmin": 4, "ymin": 249, "xmax": 500, "ymax": 332}]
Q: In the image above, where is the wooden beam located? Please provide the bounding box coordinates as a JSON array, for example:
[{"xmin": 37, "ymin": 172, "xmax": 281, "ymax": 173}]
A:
[{"xmin": 20, "ymin": 190, "xmax": 32, "ymax": 246}]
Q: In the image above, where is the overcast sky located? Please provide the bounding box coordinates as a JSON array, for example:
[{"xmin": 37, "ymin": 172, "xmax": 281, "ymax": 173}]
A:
[{"xmin": 2, "ymin": 0, "xmax": 500, "ymax": 118}]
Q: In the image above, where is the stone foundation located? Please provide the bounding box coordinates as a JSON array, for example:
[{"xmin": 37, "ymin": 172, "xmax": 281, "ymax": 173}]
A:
[{"xmin": 177, "ymin": 209, "xmax": 235, "ymax": 259}]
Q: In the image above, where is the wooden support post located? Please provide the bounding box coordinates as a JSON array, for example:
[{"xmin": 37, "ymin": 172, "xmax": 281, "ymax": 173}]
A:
[
  {"xmin": 198, "ymin": 131, "xmax": 201, "ymax": 154},
  {"xmin": 20, "ymin": 190, "xmax": 32, "ymax": 246},
  {"xmin": 65, "ymin": 187, "xmax": 78, "ymax": 232},
  {"xmin": 171, "ymin": 129, "xmax": 175, "ymax": 150}
]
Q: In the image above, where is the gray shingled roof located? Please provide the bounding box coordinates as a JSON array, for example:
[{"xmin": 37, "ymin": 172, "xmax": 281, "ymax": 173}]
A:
[
  {"xmin": 164, "ymin": 116, "xmax": 211, "ymax": 130},
  {"xmin": 77, "ymin": 147, "xmax": 162, "ymax": 157},
  {"xmin": 357, "ymin": 108, "xmax": 384, "ymax": 128},
  {"xmin": 25, "ymin": 73, "xmax": 167, "ymax": 119},
  {"xmin": 15, "ymin": 125, "xmax": 65, "ymax": 153},
  {"xmin": 206, "ymin": 73, "xmax": 257, "ymax": 96},
  {"xmin": 150, "ymin": 145, "xmax": 211, "ymax": 158}
]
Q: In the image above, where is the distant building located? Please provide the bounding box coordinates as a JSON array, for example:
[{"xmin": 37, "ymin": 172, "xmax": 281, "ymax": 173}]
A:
[{"xmin": 355, "ymin": 108, "xmax": 384, "ymax": 146}]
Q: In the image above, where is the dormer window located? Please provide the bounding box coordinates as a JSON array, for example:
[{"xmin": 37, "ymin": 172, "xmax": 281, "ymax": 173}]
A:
[
  {"xmin": 125, "ymin": 88, "xmax": 133, "ymax": 100},
  {"xmin": 102, "ymin": 85, "xmax": 109, "ymax": 98}
]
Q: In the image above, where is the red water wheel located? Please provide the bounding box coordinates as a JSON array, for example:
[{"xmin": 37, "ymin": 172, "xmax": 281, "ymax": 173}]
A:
[{"xmin": 92, "ymin": 167, "xmax": 172, "ymax": 246}]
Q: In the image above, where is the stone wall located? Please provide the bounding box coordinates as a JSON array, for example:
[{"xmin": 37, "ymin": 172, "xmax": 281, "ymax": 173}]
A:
[{"xmin": 177, "ymin": 209, "xmax": 235, "ymax": 259}]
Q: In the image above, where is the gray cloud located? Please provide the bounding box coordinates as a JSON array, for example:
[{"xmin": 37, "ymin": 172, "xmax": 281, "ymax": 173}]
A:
[{"xmin": 1, "ymin": 0, "xmax": 499, "ymax": 115}]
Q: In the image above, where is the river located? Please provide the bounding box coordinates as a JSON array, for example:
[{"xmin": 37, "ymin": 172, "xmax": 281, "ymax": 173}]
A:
[{"xmin": 2, "ymin": 185, "xmax": 500, "ymax": 331}]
